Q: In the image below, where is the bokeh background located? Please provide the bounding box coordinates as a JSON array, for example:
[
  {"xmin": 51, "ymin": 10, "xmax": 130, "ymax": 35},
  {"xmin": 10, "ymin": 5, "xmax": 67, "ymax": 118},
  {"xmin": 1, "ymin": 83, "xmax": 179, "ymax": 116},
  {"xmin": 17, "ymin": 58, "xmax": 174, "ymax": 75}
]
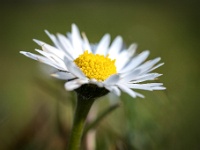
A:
[{"xmin": 0, "ymin": 0, "xmax": 200, "ymax": 150}]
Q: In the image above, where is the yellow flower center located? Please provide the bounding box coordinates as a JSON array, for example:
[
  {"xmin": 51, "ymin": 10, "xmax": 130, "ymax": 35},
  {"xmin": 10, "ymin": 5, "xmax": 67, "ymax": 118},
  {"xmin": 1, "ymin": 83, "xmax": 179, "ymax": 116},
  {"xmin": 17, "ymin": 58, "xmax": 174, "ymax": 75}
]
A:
[{"xmin": 74, "ymin": 51, "xmax": 117, "ymax": 81}]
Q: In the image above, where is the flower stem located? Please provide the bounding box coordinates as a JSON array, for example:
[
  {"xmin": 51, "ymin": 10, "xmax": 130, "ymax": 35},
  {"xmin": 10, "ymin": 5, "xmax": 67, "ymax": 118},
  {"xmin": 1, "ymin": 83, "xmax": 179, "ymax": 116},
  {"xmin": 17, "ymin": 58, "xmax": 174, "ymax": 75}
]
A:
[{"xmin": 68, "ymin": 94, "xmax": 95, "ymax": 150}]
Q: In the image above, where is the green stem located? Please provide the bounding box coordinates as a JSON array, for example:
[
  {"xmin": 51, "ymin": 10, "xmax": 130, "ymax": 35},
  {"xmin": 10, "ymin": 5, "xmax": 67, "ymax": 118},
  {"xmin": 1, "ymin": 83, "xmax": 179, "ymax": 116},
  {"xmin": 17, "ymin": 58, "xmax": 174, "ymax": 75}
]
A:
[{"xmin": 68, "ymin": 94, "xmax": 95, "ymax": 150}]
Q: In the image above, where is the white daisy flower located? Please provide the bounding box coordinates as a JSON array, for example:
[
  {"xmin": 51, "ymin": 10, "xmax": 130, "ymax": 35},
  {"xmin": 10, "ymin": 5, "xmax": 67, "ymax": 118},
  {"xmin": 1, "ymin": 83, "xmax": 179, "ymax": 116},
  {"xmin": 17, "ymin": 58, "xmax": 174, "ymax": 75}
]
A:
[{"xmin": 20, "ymin": 24, "xmax": 165, "ymax": 99}]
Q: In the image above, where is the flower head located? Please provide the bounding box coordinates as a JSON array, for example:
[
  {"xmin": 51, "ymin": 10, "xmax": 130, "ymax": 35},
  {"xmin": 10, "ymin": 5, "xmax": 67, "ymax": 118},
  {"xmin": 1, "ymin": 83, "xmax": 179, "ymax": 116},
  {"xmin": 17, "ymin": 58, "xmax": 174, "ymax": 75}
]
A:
[
  {"xmin": 20, "ymin": 24, "xmax": 165, "ymax": 98},
  {"xmin": 74, "ymin": 50, "xmax": 117, "ymax": 81}
]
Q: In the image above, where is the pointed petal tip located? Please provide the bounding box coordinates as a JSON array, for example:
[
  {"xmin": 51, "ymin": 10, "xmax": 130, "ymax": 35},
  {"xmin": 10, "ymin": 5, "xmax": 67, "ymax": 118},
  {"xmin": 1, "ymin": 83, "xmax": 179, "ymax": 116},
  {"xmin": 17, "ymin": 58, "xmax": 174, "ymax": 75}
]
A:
[
  {"xmin": 72, "ymin": 23, "xmax": 77, "ymax": 27},
  {"xmin": 72, "ymin": 23, "xmax": 79, "ymax": 30},
  {"xmin": 105, "ymin": 33, "xmax": 111, "ymax": 38},
  {"xmin": 115, "ymin": 35, "xmax": 123, "ymax": 41},
  {"xmin": 161, "ymin": 62, "xmax": 165, "ymax": 66},
  {"xmin": 32, "ymin": 39, "xmax": 38, "ymax": 42},
  {"xmin": 44, "ymin": 30, "xmax": 51, "ymax": 35},
  {"xmin": 64, "ymin": 80, "xmax": 83, "ymax": 91},
  {"xmin": 144, "ymin": 50, "xmax": 150, "ymax": 55},
  {"xmin": 50, "ymin": 74, "xmax": 58, "ymax": 78},
  {"xmin": 129, "ymin": 43, "xmax": 138, "ymax": 49},
  {"xmin": 33, "ymin": 39, "xmax": 44, "ymax": 46},
  {"xmin": 154, "ymin": 57, "xmax": 161, "ymax": 62},
  {"xmin": 35, "ymin": 49, "xmax": 42, "ymax": 53},
  {"xmin": 160, "ymin": 86, "xmax": 166, "ymax": 90},
  {"xmin": 20, "ymin": 51, "xmax": 30, "ymax": 57},
  {"xmin": 64, "ymin": 82, "xmax": 77, "ymax": 91},
  {"xmin": 19, "ymin": 51, "xmax": 25, "ymax": 54}
]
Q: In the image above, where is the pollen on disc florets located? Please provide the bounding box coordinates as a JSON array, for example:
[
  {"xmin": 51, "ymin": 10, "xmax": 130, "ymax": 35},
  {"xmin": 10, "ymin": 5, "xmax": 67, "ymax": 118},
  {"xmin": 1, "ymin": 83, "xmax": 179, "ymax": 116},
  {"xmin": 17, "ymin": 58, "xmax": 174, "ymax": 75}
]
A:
[{"xmin": 74, "ymin": 50, "xmax": 117, "ymax": 81}]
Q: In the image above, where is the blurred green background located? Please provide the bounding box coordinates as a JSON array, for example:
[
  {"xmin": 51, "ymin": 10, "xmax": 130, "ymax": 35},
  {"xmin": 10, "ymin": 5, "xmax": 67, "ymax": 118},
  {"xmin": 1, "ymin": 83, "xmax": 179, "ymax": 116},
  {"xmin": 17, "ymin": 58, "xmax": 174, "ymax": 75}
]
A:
[{"xmin": 0, "ymin": 0, "xmax": 200, "ymax": 150}]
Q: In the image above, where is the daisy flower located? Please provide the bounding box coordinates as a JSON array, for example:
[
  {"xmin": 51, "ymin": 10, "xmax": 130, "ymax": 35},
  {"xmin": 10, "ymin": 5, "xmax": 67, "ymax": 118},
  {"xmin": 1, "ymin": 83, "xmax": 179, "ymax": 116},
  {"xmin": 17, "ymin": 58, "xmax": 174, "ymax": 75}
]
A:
[{"xmin": 20, "ymin": 24, "xmax": 165, "ymax": 99}]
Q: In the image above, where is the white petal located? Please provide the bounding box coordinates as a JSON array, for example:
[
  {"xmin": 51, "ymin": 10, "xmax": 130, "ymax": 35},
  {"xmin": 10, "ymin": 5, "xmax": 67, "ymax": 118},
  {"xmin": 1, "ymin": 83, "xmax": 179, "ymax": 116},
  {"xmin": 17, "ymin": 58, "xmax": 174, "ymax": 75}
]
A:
[
  {"xmin": 82, "ymin": 32, "xmax": 92, "ymax": 53},
  {"xmin": 117, "ymin": 84, "xmax": 145, "ymax": 98},
  {"xmin": 20, "ymin": 51, "xmax": 64, "ymax": 70},
  {"xmin": 71, "ymin": 24, "xmax": 84, "ymax": 55},
  {"xmin": 33, "ymin": 39, "xmax": 66, "ymax": 60},
  {"xmin": 136, "ymin": 57, "xmax": 161, "ymax": 74},
  {"xmin": 33, "ymin": 38, "xmax": 45, "ymax": 46},
  {"xmin": 134, "ymin": 92, "xmax": 145, "ymax": 98},
  {"xmin": 126, "ymin": 83, "xmax": 165, "ymax": 91},
  {"xmin": 151, "ymin": 86, "xmax": 166, "ymax": 90},
  {"xmin": 129, "ymin": 73, "xmax": 162, "ymax": 83},
  {"xmin": 146, "ymin": 63, "xmax": 164, "ymax": 73},
  {"xmin": 65, "ymin": 82, "xmax": 81, "ymax": 91},
  {"xmin": 64, "ymin": 58, "xmax": 86, "ymax": 79},
  {"xmin": 57, "ymin": 33, "xmax": 78, "ymax": 59},
  {"xmin": 119, "ymin": 69, "xmax": 141, "ymax": 83},
  {"xmin": 89, "ymin": 79, "xmax": 104, "ymax": 87},
  {"xmin": 95, "ymin": 34, "xmax": 110, "ymax": 55},
  {"xmin": 76, "ymin": 79, "xmax": 89, "ymax": 84},
  {"xmin": 35, "ymin": 49, "xmax": 67, "ymax": 70},
  {"xmin": 45, "ymin": 30, "xmax": 64, "ymax": 52},
  {"xmin": 116, "ymin": 43, "xmax": 137, "ymax": 71},
  {"xmin": 120, "ymin": 50, "xmax": 150, "ymax": 73},
  {"xmin": 66, "ymin": 32, "xmax": 72, "ymax": 41},
  {"xmin": 117, "ymin": 84, "xmax": 136, "ymax": 98},
  {"xmin": 20, "ymin": 51, "xmax": 45, "ymax": 61},
  {"xmin": 64, "ymin": 79, "xmax": 88, "ymax": 91},
  {"xmin": 90, "ymin": 44, "xmax": 98, "ymax": 53},
  {"xmin": 104, "ymin": 74, "xmax": 120, "ymax": 85},
  {"xmin": 126, "ymin": 43, "xmax": 137, "ymax": 57},
  {"xmin": 126, "ymin": 84, "xmax": 153, "ymax": 91},
  {"xmin": 105, "ymin": 85, "xmax": 121, "ymax": 96},
  {"xmin": 108, "ymin": 36, "xmax": 123, "ymax": 58},
  {"xmin": 51, "ymin": 72, "xmax": 75, "ymax": 80},
  {"xmin": 146, "ymin": 83, "xmax": 166, "ymax": 90},
  {"xmin": 147, "ymin": 83, "xmax": 164, "ymax": 86}
]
